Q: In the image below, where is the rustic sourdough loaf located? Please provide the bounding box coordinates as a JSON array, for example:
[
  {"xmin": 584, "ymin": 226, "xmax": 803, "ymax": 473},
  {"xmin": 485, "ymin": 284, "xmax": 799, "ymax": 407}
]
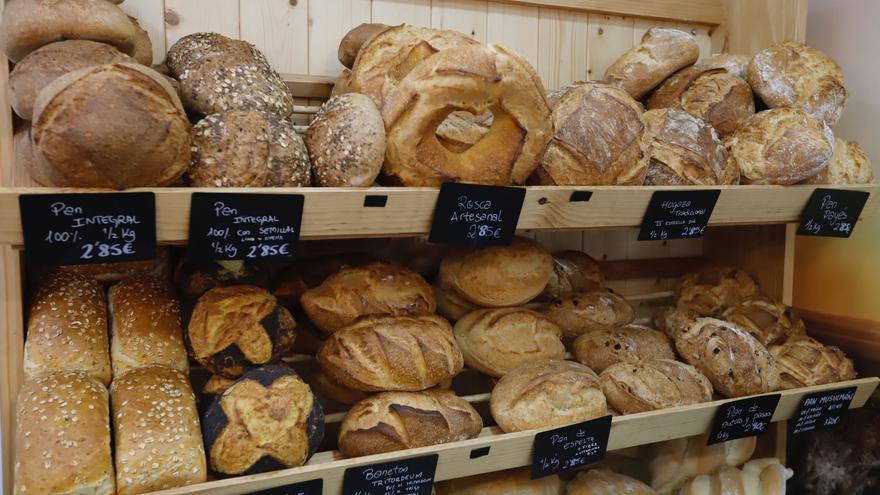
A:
[
  {"xmin": 537, "ymin": 250, "xmax": 605, "ymax": 301},
  {"xmin": 770, "ymin": 335, "xmax": 856, "ymax": 389},
  {"xmin": 604, "ymin": 27, "xmax": 699, "ymax": 99},
  {"xmin": 572, "ymin": 324, "xmax": 675, "ymax": 373},
  {"xmin": 542, "ymin": 289, "xmax": 634, "ymax": 337},
  {"xmin": 697, "ymin": 53, "xmax": 750, "ymax": 79},
  {"xmin": 337, "ymin": 22, "xmax": 388, "ymax": 69},
  {"xmin": 599, "ymin": 359, "xmax": 713, "ymax": 414},
  {"xmin": 802, "ymin": 137, "xmax": 874, "ymax": 184}
]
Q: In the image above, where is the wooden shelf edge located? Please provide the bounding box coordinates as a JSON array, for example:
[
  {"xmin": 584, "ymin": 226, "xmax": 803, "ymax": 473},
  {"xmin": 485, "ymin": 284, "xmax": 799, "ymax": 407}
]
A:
[{"xmin": 148, "ymin": 378, "xmax": 878, "ymax": 495}]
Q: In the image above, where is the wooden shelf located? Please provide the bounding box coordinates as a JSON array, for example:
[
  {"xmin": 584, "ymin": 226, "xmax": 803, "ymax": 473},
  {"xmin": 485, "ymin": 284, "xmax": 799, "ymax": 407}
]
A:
[
  {"xmin": 148, "ymin": 377, "xmax": 877, "ymax": 495},
  {"xmin": 0, "ymin": 184, "xmax": 875, "ymax": 245}
]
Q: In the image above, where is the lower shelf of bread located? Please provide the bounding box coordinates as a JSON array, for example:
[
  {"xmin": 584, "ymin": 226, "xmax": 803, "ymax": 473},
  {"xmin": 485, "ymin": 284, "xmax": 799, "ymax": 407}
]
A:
[{"xmin": 148, "ymin": 377, "xmax": 878, "ymax": 495}]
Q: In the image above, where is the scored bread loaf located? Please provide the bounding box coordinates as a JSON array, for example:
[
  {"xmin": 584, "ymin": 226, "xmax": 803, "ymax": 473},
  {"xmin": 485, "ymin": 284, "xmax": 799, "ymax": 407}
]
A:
[
  {"xmin": 675, "ymin": 458, "xmax": 793, "ymax": 495},
  {"xmin": 537, "ymin": 250, "xmax": 604, "ymax": 301},
  {"xmin": 434, "ymin": 467, "xmax": 561, "ymax": 495},
  {"xmin": 301, "ymin": 262, "xmax": 435, "ymax": 334},
  {"xmin": 490, "ymin": 360, "xmax": 608, "ymax": 432},
  {"xmin": 567, "ymin": 468, "xmax": 658, "ymax": 495},
  {"xmin": 599, "ymin": 359, "xmax": 713, "ymax": 414},
  {"xmin": 572, "ymin": 324, "xmax": 675, "ymax": 373},
  {"xmin": 802, "ymin": 137, "xmax": 874, "ymax": 184},
  {"xmin": 111, "ymin": 366, "xmax": 206, "ymax": 494},
  {"xmin": 338, "ymin": 389, "xmax": 482, "ymax": 457},
  {"xmin": 651, "ymin": 434, "xmax": 757, "ymax": 494},
  {"xmin": 453, "ymin": 307, "xmax": 566, "ymax": 378},
  {"xmin": 542, "ymin": 289, "xmax": 635, "ymax": 337},
  {"xmin": 654, "ymin": 305, "xmax": 700, "ymax": 339},
  {"xmin": 109, "ymin": 276, "xmax": 188, "ymax": 376},
  {"xmin": 721, "ymin": 298, "xmax": 806, "ymax": 346},
  {"xmin": 676, "ymin": 267, "xmax": 760, "ymax": 317},
  {"xmin": 273, "ymin": 253, "xmax": 377, "ymax": 310},
  {"xmin": 24, "ymin": 272, "xmax": 111, "ymax": 385},
  {"xmin": 318, "ymin": 314, "xmax": 463, "ymax": 392},
  {"xmin": 337, "ymin": 23, "xmax": 388, "ymax": 69},
  {"xmin": 769, "ymin": 336, "xmax": 857, "ymax": 389},
  {"xmin": 697, "ymin": 53, "xmax": 750, "ymax": 79},
  {"xmin": 604, "ymin": 28, "xmax": 700, "ymax": 100},
  {"xmin": 15, "ymin": 371, "xmax": 114, "ymax": 495}
]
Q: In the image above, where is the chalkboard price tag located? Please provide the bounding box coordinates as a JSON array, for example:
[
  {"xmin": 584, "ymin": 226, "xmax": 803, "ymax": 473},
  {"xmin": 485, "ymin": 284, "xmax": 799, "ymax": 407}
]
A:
[
  {"xmin": 797, "ymin": 188, "xmax": 869, "ymax": 238},
  {"xmin": 708, "ymin": 394, "xmax": 780, "ymax": 445},
  {"xmin": 638, "ymin": 190, "xmax": 720, "ymax": 241},
  {"xmin": 531, "ymin": 415, "xmax": 612, "ymax": 479},
  {"xmin": 19, "ymin": 192, "xmax": 156, "ymax": 266},
  {"xmin": 342, "ymin": 454, "xmax": 438, "ymax": 495},
  {"xmin": 428, "ymin": 183, "xmax": 525, "ymax": 246},
  {"xmin": 188, "ymin": 193, "xmax": 303, "ymax": 261},
  {"xmin": 790, "ymin": 387, "xmax": 856, "ymax": 435},
  {"xmin": 249, "ymin": 479, "xmax": 323, "ymax": 495}
]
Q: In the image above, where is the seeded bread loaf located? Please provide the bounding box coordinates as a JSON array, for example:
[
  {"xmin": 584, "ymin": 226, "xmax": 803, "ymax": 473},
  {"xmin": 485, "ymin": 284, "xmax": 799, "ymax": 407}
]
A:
[{"xmin": 572, "ymin": 324, "xmax": 675, "ymax": 373}]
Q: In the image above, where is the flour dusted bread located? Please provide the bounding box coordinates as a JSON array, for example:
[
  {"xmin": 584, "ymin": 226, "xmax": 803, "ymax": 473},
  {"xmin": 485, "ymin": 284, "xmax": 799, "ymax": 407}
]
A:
[
  {"xmin": 567, "ymin": 468, "xmax": 658, "ymax": 495},
  {"xmin": 599, "ymin": 359, "xmax": 713, "ymax": 414},
  {"xmin": 338, "ymin": 389, "xmax": 482, "ymax": 457},
  {"xmin": 748, "ymin": 41, "xmax": 847, "ymax": 126},
  {"xmin": 538, "ymin": 250, "xmax": 604, "ymax": 301},
  {"xmin": 676, "ymin": 458, "xmax": 793, "ymax": 495},
  {"xmin": 572, "ymin": 324, "xmax": 674, "ymax": 373},
  {"xmin": 651, "ymin": 435, "xmax": 757, "ymax": 494},
  {"xmin": 25, "ymin": 272, "xmax": 111, "ymax": 385},
  {"xmin": 604, "ymin": 28, "xmax": 700, "ymax": 100},
  {"xmin": 15, "ymin": 371, "xmax": 114, "ymax": 495},
  {"xmin": 490, "ymin": 360, "xmax": 607, "ymax": 432},
  {"xmin": 770, "ymin": 336, "xmax": 856, "ymax": 389},
  {"xmin": 435, "ymin": 467, "xmax": 561, "ymax": 495},
  {"xmin": 542, "ymin": 289, "xmax": 634, "ymax": 337},
  {"xmin": 676, "ymin": 267, "xmax": 760, "ymax": 317},
  {"xmin": 726, "ymin": 108, "xmax": 834, "ymax": 185},
  {"xmin": 338, "ymin": 23, "xmax": 388, "ymax": 69},
  {"xmin": 533, "ymin": 81, "xmax": 649, "ymax": 185},
  {"xmin": 802, "ymin": 137, "xmax": 874, "ymax": 184},
  {"xmin": 721, "ymin": 298, "xmax": 806, "ymax": 346},
  {"xmin": 697, "ymin": 53, "xmax": 750, "ymax": 79}
]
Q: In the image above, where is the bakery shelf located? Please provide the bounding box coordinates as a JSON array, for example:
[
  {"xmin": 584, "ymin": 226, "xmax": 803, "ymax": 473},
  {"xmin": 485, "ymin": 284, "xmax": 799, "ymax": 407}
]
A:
[
  {"xmin": 0, "ymin": 184, "xmax": 875, "ymax": 245},
  {"xmin": 145, "ymin": 377, "xmax": 877, "ymax": 495}
]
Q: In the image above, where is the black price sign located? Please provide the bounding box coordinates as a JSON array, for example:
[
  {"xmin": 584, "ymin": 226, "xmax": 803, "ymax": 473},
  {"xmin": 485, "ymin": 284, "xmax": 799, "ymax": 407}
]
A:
[
  {"xmin": 797, "ymin": 188, "xmax": 869, "ymax": 238},
  {"xmin": 19, "ymin": 192, "xmax": 156, "ymax": 266},
  {"xmin": 342, "ymin": 454, "xmax": 437, "ymax": 495},
  {"xmin": 188, "ymin": 193, "xmax": 303, "ymax": 261},
  {"xmin": 531, "ymin": 415, "xmax": 612, "ymax": 479},
  {"xmin": 249, "ymin": 479, "xmax": 322, "ymax": 495},
  {"xmin": 638, "ymin": 190, "xmax": 720, "ymax": 241},
  {"xmin": 428, "ymin": 183, "xmax": 525, "ymax": 246},
  {"xmin": 790, "ymin": 387, "xmax": 856, "ymax": 435},
  {"xmin": 708, "ymin": 394, "xmax": 780, "ymax": 444}
]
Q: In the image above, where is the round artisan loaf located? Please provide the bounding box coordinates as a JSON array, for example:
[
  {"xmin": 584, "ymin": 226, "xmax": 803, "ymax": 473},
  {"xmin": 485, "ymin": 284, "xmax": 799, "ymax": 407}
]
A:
[
  {"xmin": 300, "ymin": 262, "xmax": 435, "ymax": 334},
  {"xmin": 567, "ymin": 469, "xmax": 658, "ymax": 495},
  {"xmin": 542, "ymin": 289, "xmax": 635, "ymax": 337},
  {"xmin": 189, "ymin": 110, "xmax": 311, "ymax": 187},
  {"xmin": 604, "ymin": 27, "xmax": 700, "ymax": 100},
  {"xmin": 674, "ymin": 317, "xmax": 781, "ymax": 397},
  {"xmin": 490, "ymin": 359, "xmax": 607, "ymax": 432},
  {"xmin": 438, "ymin": 236, "xmax": 553, "ymax": 307},
  {"xmin": 537, "ymin": 250, "xmax": 605, "ymax": 301},
  {"xmin": 675, "ymin": 266, "xmax": 760, "ymax": 317},
  {"xmin": 802, "ymin": 137, "xmax": 874, "ymax": 184},
  {"xmin": 305, "ymin": 93, "xmax": 385, "ymax": 187},
  {"xmin": 0, "ymin": 0, "xmax": 148, "ymax": 63},
  {"xmin": 338, "ymin": 389, "xmax": 482, "ymax": 458},
  {"xmin": 317, "ymin": 314, "xmax": 463, "ymax": 392},
  {"xmin": 532, "ymin": 81, "xmax": 649, "ymax": 186},
  {"xmin": 721, "ymin": 297, "xmax": 806, "ymax": 346},
  {"xmin": 202, "ymin": 364, "xmax": 324, "ymax": 475},
  {"xmin": 653, "ymin": 305, "xmax": 701, "ymax": 339},
  {"xmin": 127, "ymin": 15, "xmax": 153, "ymax": 65},
  {"xmin": 650, "ymin": 434, "xmax": 757, "ymax": 494},
  {"xmin": 9, "ymin": 40, "xmax": 134, "ymax": 120},
  {"xmin": 726, "ymin": 108, "xmax": 834, "ymax": 185},
  {"xmin": 273, "ymin": 253, "xmax": 377, "ymax": 311},
  {"xmin": 770, "ymin": 335, "xmax": 856, "ymax": 389},
  {"xmin": 599, "ymin": 359, "xmax": 713, "ymax": 414},
  {"xmin": 642, "ymin": 108, "xmax": 738, "ymax": 185},
  {"xmin": 337, "ymin": 22, "xmax": 388, "ymax": 69},
  {"xmin": 174, "ymin": 259, "xmax": 273, "ymax": 301},
  {"xmin": 382, "ymin": 43, "xmax": 553, "ymax": 186},
  {"xmin": 307, "ymin": 367, "xmax": 369, "ymax": 406},
  {"xmin": 434, "ymin": 283, "xmax": 481, "ymax": 322},
  {"xmin": 187, "ymin": 285, "xmax": 297, "ymax": 378},
  {"xmin": 349, "ymin": 24, "xmax": 478, "ymax": 108},
  {"xmin": 31, "ymin": 62, "xmax": 191, "ymax": 188},
  {"xmin": 572, "ymin": 324, "xmax": 675, "ymax": 373},
  {"xmin": 453, "ymin": 307, "xmax": 565, "ymax": 378},
  {"xmin": 748, "ymin": 41, "xmax": 847, "ymax": 125},
  {"xmin": 15, "ymin": 371, "xmax": 114, "ymax": 495},
  {"xmin": 435, "ymin": 467, "xmax": 561, "ymax": 495},
  {"xmin": 697, "ymin": 53, "xmax": 751, "ymax": 79},
  {"xmin": 647, "ymin": 67, "xmax": 755, "ymax": 138}
]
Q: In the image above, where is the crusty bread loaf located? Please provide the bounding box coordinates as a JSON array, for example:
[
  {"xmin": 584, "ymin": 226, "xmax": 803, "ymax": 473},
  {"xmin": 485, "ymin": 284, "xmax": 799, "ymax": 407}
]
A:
[
  {"xmin": 15, "ymin": 371, "xmax": 114, "ymax": 495},
  {"xmin": 111, "ymin": 366, "xmax": 206, "ymax": 495},
  {"xmin": 273, "ymin": 253, "xmax": 377, "ymax": 310},
  {"xmin": 567, "ymin": 468, "xmax": 658, "ymax": 495},
  {"xmin": 438, "ymin": 236, "xmax": 553, "ymax": 307},
  {"xmin": 301, "ymin": 262, "xmax": 436, "ymax": 334},
  {"xmin": 9, "ymin": 40, "xmax": 134, "ymax": 120},
  {"xmin": 453, "ymin": 307, "xmax": 565, "ymax": 378},
  {"xmin": 128, "ymin": 15, "xmax": 153, "ymax": 66},
  {"xmin": 435, "ymin": 110, "xmax": 493, "ymax": 152},
  {"xmin": 490, "ymin": 360, "xmax": 607, "ymax": 432},
  {"xmin": 201, "ymin": 374, "xmax": 236, "ymax": 396},
  {"xmin": 308, "ymin": 367, "xmax": 369, "ymax": 405},
  {"xmin": 109, "ymin": 276, "xmax": 188, "ymax": 376},
  {"xmin": 31, "ymin": 63, "xmax": 191, "ymax": 188},
  {"xmin": 770, "ymin": 335, "xmax": 857, "ymax": 389},
  {"xmin": 721, "ymin": 298, "xmax": 806, "ymax": 346},
  {"xmin": 542, "ymin": 289, "xmax": 635, "ymax": 337},
  {"xmin": 748, "ymin": 41, "xmax": 846, "ymax": 126},
  {"xmin": 306, "ymin": 93, "xmax": 385, "ymax": 187},
  {"xmin": 434, "ymin": 283, "xmax": 481, "ymax": 322},
  {"xmin": 338, "ymin": 23, "xmax": 388, "ymax": 69},
  {"xmin": 572, "ymin": 324, "xmax": 675, "ymax": 373},
  {"xmin": 651, "ymin": 435, "xmax": 757, "ymax": 494},
  {"xmin": 642, "ymin": 109, "xmax": 738, "ymax": 185},
  {"xmin": 382, "ymin": 43, "xmax": 553, "ymax": 186},
  {"xmin": 24, "ymin": 272, "xmax": 111, "ymax": 385},
  {"xmin": 648, "ymin": 67, "xmax": 755, "ymax": 139},
  {"xmin": 675, "ymin": 267, "xmax": 760, "ymax": 317},
  {"xmin": 726, "ymin": 108, "xmax": 834, "ymax": 185},
  {"xmin": 435, "ymin": 467, "xmax": 561, "ymax": 495},
  {"xmin": 537, "ymin": 250, "xmax": 605, "ymax": 301},
  {"xmin": 56, "ymin": 246, "xmax": 172, "ymax": 285},
  {"xmin": 600, "ymin": 359, "xmax": 713, "ymax": 414},
  {"xmin": 674, "ymin": 317, "xmax": 781, "ymax": 398},
  {"xmin": 676, "ymin": 458, "xmax": 793, "ymax": 495},
  {"xmin": 802, "ymin": 137, "xmax": 874, "ymax": 184},
  {"xmin": 318, "ymin": 314, "xmax": 463, "ymax": 392},
  {"xmin": 654, "ymin": 305, "xmax": 700, "ymax": 339},
  {"xmin": 604, "ymin": 28, "xmax": 699, "ymax": 100},
  {"xmin": 174, "ymin": 259, "xmax": 273, "ymax": 301},
  {"xmin": 532, "ymin": 81, "xmax": 650, "ymax": 186},
  {"xmin": 697, "ymin": 53, "xmax": 750, "ymax": 79}
]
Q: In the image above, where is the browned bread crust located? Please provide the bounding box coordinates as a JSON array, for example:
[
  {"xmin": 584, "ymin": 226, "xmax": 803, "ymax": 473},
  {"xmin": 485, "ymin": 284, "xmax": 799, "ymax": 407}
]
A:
[
  {"xmin": 770, "ymin": 335, "xmax": 857, "ymax": 389},
  {"xmin": 599, "ymin": 359, "xmax": 713, "ymax": 414},
  {"xmin": 572, "ymin": 324, "xmax": 674, "ymax": 373},
  {"xmin": 542, "ymin": 289, "xmax": 634, "ymax": 337},
  {"xmin": 604, "ymin": 27, "xmax": 699, "ymax": 100}
]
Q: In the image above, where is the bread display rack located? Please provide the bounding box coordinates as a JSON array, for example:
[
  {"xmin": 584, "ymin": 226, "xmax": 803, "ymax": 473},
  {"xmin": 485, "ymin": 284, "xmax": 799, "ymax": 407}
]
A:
[{"xmin": 1, "ymin": 1, "xmax": 879, "ymax": 494}]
